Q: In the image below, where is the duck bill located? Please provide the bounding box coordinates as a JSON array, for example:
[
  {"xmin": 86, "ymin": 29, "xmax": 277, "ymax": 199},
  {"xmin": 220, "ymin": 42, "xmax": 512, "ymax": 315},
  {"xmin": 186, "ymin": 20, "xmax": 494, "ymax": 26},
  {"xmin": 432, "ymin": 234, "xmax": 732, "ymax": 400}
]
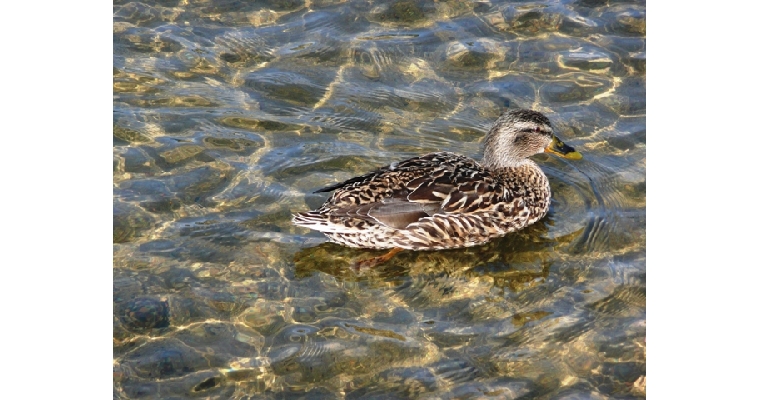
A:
[{"xmin": 545, "ymin": 136, "xmax": 582, "ymax": 160}]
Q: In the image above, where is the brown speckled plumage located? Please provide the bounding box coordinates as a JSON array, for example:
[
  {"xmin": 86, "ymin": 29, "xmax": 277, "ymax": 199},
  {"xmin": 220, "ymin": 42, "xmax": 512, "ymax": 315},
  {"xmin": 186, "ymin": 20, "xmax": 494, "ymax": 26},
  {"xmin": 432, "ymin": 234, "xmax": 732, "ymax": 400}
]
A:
[{"xmin": 292, "ymin": 109, "xmax": 581, "ymax": 250}]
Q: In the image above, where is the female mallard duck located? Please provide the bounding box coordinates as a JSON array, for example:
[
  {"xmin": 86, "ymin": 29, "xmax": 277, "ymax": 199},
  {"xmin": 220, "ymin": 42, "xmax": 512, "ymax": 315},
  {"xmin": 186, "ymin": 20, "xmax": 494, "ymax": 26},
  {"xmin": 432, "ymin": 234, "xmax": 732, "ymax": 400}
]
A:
[{"xmin": 292, "ymin": 109, "xmax": 582, "ymax": 251}]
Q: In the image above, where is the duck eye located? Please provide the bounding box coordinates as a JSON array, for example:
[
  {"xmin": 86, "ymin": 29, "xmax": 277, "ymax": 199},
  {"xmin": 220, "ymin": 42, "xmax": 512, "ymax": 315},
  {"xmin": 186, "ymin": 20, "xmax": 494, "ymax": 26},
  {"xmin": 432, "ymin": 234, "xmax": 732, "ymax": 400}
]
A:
[{"xmin": 534, "ymin": 126, "xmax": 541, "ymax": 133}]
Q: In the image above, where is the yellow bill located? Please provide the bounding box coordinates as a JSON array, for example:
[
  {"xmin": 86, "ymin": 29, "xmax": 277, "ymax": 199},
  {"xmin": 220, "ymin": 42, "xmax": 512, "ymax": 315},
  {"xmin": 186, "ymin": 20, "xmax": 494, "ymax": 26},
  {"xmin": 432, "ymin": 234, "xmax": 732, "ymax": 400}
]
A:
[{"xmin": 545, "ymin": 136, "xmax": 582, "ymax": 160}]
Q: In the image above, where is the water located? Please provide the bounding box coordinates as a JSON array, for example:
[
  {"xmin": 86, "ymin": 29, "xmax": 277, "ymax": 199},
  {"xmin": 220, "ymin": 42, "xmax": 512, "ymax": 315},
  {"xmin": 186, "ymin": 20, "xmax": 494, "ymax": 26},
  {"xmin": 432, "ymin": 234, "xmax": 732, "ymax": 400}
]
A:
[{"xmin": 113, "ymin": 0, "xmax": 645, "ymax": 398}]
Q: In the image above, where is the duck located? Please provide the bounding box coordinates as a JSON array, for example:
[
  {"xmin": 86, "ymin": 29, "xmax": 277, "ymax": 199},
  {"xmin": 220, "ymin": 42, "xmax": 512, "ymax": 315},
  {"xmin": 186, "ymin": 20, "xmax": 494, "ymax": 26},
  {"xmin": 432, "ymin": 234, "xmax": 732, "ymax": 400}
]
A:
[{"xmin": 292, "ymin": 109, "xmax": 582, "ymax": 251}]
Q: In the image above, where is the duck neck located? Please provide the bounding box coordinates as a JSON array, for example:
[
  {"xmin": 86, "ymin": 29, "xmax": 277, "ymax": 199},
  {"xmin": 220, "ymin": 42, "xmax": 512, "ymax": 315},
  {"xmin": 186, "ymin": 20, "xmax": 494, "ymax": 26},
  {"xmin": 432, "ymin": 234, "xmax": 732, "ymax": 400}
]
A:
[
  {"xmin": 482, "ymin": 149, "xmax": 536, "ymax": 169},
  {"xmin": 492, "ymin": 160, "xmax": 551, "ymax": 219},
  {"xmin": 489, "ymin": 160, "xmax": 545, "ymax": 180},
  {"xmin": 481, "ymin": 141, "xmax": 530, "ymax": 169}
]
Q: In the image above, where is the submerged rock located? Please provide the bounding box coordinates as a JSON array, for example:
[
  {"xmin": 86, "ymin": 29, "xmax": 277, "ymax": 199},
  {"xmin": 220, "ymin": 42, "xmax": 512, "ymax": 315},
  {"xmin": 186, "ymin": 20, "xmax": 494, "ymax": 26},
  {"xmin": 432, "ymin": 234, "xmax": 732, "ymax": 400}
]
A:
[{"xmin": 120, "ymin": 297, "xmax": 171, "ymax": 332}]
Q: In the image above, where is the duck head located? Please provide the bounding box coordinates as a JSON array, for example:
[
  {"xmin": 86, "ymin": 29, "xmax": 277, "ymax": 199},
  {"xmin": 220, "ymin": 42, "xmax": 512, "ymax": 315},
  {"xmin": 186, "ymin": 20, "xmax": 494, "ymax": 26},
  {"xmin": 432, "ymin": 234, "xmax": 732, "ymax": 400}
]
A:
[{"xmin": 482, "ymin": 109, "xmax": 582, "ymax": 169}]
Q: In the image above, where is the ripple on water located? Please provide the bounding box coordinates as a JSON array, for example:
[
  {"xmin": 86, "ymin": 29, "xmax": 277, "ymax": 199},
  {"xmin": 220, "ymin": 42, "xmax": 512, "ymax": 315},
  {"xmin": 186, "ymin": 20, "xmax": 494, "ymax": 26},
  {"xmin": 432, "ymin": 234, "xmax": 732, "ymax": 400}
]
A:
[
  {"xmin": 117, "ymin": 147, "xmax": 160, "ymax": 175},
  {"xmin": 119, "ymin": 297, "xmax": 171, "ymax": 333},
  {"xmin": 113, "ymin": 124, "xmax": 153, "ymax": 144},
  {"xmin": 121, "ymin": 338, "xmax": 210, "ymax": 380},
  {"xmin": 114, "ymin": 2, "xmax": 163, "ymax": 27},
  {"xmin": 551, "ymin": 104, "xmax": 622, "ymax": 140},
  {"xmin": 540, "ymin": 73, "xmax": 613, "ymax": 104},
  {"xmin": 441, "ymin": 38, "xmax": 507, "ymax": 70},
  {"xmin": 442, "ymin": 379, "xmax": 535, "ymax": 400},
  {"xmin": 558, "ymin": 48, "xmax": 613, "ymax": 73},
  {"xmin": 113, "ymin": 201, "xmax": 156, "ymax": 243},
  {"xmin": 173, "ymin": 322, "xmax": 260, "ymax": 361},
  {"xmin": 355, "ymin": 367, "xmax": 440, "ymax": 397},
  {"xmin": 469, "ymin": 76, "xmax": 537, "ymax": 111},
  {"xmin": 368, "ymin": 0, "xmax": 432, "ymax": 25},
  {"xmin": 203, "ymin": 134, "xmax": 264, "ymax": 155},
  {"xmin": 588, "ymin": 286, "xmax": 645, "ymax": 318},
  {"xmin": 595, "ymin": 76, "xmax": 646, "ymax": 115},
  {"xmin": 258, "ymin": 141, "xmax": 386, "ymax": 186},
  {"xmin": 117, "ymin": 27, "xmax": 185, "ymax": 54},
  {"xmin": 114, "ymin": 0, "xmax": 646, "ymax": 396},
  {"xmin": 119, "ymin": 369, "xmax": 233, "ymax": 398},
  {"xmin": 214, "ymin": 29, "xmax": 276, "ymax": 67},
  {"xmin": 500, "ymin": 6, "xmax": 566, "ymax": 36},
  {"xmin": 244, "ymin": 67, "xmax": 336, "ymax": 108},
  {"xmin": 238, "ymin": 299, "xmax": 290, "ymax": 336},
  {"xmin": 604, "ymin": 7, "xmax": 646, "ymax": 36},
  {"xmin": 209, "ymin": 179, "xmax": 294, "ymax": 213}
]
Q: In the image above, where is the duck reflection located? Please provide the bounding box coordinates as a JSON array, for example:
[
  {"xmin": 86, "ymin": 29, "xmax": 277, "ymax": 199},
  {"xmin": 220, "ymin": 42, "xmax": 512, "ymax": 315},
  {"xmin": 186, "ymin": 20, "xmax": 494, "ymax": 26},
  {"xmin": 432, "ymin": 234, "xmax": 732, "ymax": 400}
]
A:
[{"xmin": 294, "ymin": 216, "xmax": 584, "ymax": 294}]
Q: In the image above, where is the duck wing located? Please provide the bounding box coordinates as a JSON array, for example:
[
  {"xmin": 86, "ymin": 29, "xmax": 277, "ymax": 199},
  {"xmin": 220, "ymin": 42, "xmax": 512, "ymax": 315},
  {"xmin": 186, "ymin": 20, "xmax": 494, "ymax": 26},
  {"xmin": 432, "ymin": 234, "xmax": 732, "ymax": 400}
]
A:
[
  {"xmin": 313, "ymin": 152, "xmax": 474, "ymax": 194},
  {"xmin": 307, "ymin": 152, "xmax": 507, "ymax": 230},
  {"xmin": 326, "ymin": 198, "xmax": 441, "ymax": 229}
]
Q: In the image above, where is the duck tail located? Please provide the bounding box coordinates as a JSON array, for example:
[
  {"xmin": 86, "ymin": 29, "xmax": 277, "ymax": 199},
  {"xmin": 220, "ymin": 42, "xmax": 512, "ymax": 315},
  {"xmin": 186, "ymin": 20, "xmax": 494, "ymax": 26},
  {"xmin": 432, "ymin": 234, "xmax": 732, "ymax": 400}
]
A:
[
  {"xmin": 292, "ymin": 211, "xmax": 340, "ymax": 232},
  {"xmin": 292, "ymin": 211, "xmax": 360, "ymax": 233},
  {"xmin": 292, "ymin": 211, "xmax": 322, "ymax": 225}
]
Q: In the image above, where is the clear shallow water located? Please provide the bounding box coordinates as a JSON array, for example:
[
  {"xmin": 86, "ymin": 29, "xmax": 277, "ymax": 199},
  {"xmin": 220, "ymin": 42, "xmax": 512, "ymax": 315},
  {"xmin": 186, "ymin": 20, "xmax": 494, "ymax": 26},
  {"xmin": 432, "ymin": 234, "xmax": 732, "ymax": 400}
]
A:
[{"xmin": 113, "ymin": 0, "xmax": 645, "ymax": 398}]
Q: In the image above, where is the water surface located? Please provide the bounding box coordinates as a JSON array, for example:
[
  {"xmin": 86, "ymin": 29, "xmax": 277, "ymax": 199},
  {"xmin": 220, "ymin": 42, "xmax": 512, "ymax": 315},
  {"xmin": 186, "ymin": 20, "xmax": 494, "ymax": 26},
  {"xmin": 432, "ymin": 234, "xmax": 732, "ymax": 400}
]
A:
[{"xmin": 113, "ymin": 0, "xmax": 645, "ymax": 398}]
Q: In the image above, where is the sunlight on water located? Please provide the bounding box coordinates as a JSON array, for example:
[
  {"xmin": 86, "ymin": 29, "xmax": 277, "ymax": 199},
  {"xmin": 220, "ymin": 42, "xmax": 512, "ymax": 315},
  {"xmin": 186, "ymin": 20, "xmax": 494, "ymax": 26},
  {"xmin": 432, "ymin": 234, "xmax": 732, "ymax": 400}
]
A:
[{"xmin": 114, "ymin": 0, "xmax": 645, "ymax": 398}]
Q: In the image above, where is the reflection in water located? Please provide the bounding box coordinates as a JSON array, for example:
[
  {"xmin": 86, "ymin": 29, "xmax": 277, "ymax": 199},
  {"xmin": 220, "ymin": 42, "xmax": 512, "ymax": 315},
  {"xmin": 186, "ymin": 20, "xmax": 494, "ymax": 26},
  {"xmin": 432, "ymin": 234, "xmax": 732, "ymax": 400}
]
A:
[
  {"xmin": 114, "ymin": 0, "xmax": 645, "ymax": 397},
  {"xmin": 295, "ymin": 219, "xmax": 560, "ymax": 280}
]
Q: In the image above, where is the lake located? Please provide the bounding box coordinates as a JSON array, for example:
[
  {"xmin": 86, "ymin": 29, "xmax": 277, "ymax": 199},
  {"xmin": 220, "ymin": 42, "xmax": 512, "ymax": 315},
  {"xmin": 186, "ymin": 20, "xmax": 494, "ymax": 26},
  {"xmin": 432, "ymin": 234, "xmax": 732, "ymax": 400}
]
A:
[{"xmin": 113, "ymin": 0, "xmax": 645, "ymax": 398}]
